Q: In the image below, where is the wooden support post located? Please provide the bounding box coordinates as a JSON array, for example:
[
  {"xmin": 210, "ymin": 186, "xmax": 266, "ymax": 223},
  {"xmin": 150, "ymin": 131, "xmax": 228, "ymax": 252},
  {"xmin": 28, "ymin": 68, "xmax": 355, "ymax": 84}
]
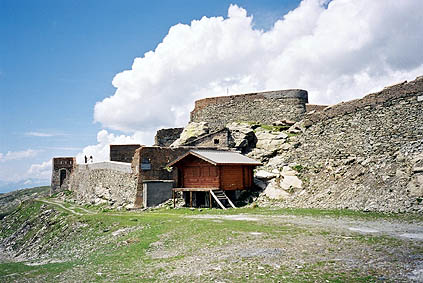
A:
[
  {"xmin": 209, "ymin": 191, "xmax": 212, "ymax": 208},
  {"xmin": 172, "ymin": 190, "xmax": 175, "ymax": 208},
  {"xmin": 190, "ymin": 191, "xmax": 192, "ymax": 208}
]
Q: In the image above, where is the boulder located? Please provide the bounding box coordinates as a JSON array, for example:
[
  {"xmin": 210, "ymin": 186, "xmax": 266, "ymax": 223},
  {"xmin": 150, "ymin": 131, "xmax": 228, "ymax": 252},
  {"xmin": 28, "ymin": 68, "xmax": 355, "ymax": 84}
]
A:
[
  {"xmin": 227, "ymin": 122, "xmax": 257, "ymax": 151},
  {"xmin": 170, "ymin": 122, "xmax": 209, "ymax": 147},
  {"xmin": 255, "ymin": 170, "xmax": 277, "ymax": 180},
  {"xmin": 279, "ymin": 166, "xmax": 303, "ymax": 190},
  {"xmin": 255, "ymin": 129, "xmax": 287, "ymax": 152},
  {"xmin": 264, "ymin": 179, "xmax": 290, "ymax": 199},
  {"xmin": 266, "ymin": 156, "xmax": 286, "ymax": 170}
]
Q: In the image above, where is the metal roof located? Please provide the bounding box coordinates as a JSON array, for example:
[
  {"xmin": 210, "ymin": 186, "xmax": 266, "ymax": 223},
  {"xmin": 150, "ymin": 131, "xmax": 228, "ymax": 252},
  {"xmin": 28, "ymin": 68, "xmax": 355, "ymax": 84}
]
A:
[{"xmin": 168, "ymin": 150, "xmax": 261, "ymax": 166}]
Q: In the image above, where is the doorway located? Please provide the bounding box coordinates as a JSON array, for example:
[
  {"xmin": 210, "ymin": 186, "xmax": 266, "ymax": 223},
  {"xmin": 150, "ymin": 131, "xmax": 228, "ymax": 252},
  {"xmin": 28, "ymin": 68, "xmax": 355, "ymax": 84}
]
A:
[{"xmin": 59, "ymin": 169, "xmax": 67, "ymax": 186}]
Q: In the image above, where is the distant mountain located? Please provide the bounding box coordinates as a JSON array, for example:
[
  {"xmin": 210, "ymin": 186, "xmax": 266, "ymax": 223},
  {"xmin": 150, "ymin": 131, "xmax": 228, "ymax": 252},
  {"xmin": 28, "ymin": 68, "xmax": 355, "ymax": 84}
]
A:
[
  {"xmin": 0, "ymin": 186, "xmax": 50, "ymax": 219},
  {"xmin": 0, "ymin": 179, "xmax": 49, "ymax": 194}
]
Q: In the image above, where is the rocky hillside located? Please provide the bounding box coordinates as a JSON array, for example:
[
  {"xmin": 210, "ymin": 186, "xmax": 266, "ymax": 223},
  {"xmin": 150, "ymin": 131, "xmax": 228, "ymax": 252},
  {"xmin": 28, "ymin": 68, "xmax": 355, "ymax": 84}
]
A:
[{"xmin": 0, "ymin": 186, "xmax": 50, "ymax": 219}]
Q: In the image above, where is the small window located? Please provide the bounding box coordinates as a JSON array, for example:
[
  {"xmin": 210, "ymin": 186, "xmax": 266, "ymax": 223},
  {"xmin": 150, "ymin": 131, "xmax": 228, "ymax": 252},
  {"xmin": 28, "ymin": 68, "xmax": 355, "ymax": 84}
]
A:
[
  {"xmin": 141, "ymin": 158, "xmax": 151, "ymax": 171},
  {"xmin": 214, "ymin": 139, "xmax": 220, "ymax": 144}
]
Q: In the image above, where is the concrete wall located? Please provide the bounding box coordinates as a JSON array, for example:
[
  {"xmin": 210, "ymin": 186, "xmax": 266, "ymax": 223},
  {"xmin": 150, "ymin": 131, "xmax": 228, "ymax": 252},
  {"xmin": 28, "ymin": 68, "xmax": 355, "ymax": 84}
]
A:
[
  {"xmin": 142, "ymin": 180, "xmax": 173, "ymax": 207},
  {"xmin": 190, "ymin": 89, "xmax": 308, "ymax": 131},
  {"xmin": 110, "ymin": 144, "xmax": 141, "ymax": 163},
  {"xmin": 154, "ymin": 128, "xmax": 184, "ymax": 147},
  {"xmin": 281, "ymin": 76, "xmax": 423, "ymax": 212}
]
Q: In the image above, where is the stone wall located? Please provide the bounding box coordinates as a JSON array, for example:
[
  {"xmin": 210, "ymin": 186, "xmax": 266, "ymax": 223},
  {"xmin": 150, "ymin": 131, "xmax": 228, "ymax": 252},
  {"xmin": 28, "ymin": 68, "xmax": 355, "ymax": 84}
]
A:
[
  {"xmin": 68, "ymin": 162, "xmax": 137, "ymax": 208},
  {"xmin": 154, "ymin": 128, "xmax": 183, "ymax": 147},
  {"xmin": 190, "ymin": 89, "xmax": 308, "ymax": 131},
  {"xmin": 51, "ymin": 157, "xmax": 76, "ymax": 195},
  {"xmin": 110, "ymin": 144, "xmax": 141, "ymax": 163},
  {"xmin": 132, "ymin": 146, "xmax": 190, "ymax": 207},
  {"xmin": 184, "ymin": 128, "xmax": 230, "ymax": 149},
  {"xmin": 277, "ymin": 76, "xmax": 423, "ymax": 212}
]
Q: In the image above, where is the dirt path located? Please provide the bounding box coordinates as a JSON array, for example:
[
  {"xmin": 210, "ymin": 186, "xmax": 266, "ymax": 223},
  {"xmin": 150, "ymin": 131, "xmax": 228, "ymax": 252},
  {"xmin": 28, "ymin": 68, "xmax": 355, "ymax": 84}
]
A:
[
  {"xmin": 189, "ymin": 214, "xmax": 423, "ymax": 242},
  {"xmin": 37, "ymin": 199, "xmax": 95, "ymax": 216}
]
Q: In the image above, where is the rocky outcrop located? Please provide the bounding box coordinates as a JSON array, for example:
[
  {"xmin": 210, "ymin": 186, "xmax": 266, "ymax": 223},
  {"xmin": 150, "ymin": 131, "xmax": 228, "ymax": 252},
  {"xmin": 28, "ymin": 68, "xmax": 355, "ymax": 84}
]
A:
[
  {"xmin": 170, "ymin": 122, "xmax": 209, "ymax": 147},
  {"xmin": 227, "ymin": 122, "xmax": 257, "ymax": 152}
]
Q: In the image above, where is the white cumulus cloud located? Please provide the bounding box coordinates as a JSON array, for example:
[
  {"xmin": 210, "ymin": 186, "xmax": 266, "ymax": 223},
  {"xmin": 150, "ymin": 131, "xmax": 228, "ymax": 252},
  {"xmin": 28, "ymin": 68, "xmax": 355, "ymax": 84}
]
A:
[
  {"xmin": 80, "ymin": 0, "xmax": 423, "ymax": 163},
  {"xmin": 27, "ymin": 160, "xmax": 52, "ymax": 180},
  {"xmin": 93, "ymin": 0, "xmax": 423, "ymax": 134},
  {"xmin": 75, "ymin": 129, "xmax": 152, "ymax": 163},
  {"xmin": 0, "ymin": 149, "xmax": 39, "ymax": 162}
]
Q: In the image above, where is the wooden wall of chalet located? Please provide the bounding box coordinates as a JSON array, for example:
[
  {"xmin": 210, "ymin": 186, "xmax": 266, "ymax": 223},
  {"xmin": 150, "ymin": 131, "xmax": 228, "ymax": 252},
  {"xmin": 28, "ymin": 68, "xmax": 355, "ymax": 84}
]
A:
[
  {"xmin": 220, "ymin": 165, "xmax": 253, "ymax": 190},
  {"xmin": 179, "ymin": 156, "xmax": 219, "ymax": 188},
  {"xmin": 175, "ymin": 155, "xmax": 255, "ymax": 190}
]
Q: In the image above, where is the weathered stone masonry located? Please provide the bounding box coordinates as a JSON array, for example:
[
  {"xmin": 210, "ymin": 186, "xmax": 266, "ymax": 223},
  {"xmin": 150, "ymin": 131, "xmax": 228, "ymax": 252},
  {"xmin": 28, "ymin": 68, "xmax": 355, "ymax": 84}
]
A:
[
  {"xmin": 154, "ymin": 128, "xmax": 184, "ymax": 147},
  {"xmin": 68, "ymin": 162, "xmax": 137, "ymax": 207},
  {"xmin": 190, "ymin": 89, "xmax": 308, "ymax": 131},
  {"xmin": 51, "ymin": 157, "xmax": 76, "ymax": 195},
  {"xmin": 282, "ymin": 77, "xmax": 423, "ymax": 212},
  {"xmin": 110, "ymin": 144, "xmax": 141, "ymax": 163}
]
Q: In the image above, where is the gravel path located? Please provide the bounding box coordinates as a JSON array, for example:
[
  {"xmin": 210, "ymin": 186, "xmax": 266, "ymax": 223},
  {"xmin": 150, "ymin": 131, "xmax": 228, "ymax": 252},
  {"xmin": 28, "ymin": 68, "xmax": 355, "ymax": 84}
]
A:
[{"xmin": 189, "ymin": 214, "xmax": 423, "ymax": 242}]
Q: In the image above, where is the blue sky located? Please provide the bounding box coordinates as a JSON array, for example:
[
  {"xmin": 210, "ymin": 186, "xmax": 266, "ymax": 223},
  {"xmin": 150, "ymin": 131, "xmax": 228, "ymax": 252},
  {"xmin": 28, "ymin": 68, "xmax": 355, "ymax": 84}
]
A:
[
  {"xmin": 0, "ymin": 0, "xmax": 301, "ymax": 192},
  {"xmin": 1, "ymin": 0, "xmax": 422, "ymax": 193}
]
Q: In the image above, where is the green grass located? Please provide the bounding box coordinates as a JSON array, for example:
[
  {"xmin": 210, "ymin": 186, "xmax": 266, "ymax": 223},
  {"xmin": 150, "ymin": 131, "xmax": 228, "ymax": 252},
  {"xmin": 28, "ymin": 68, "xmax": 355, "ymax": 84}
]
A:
[
  {"xmin": 1, "ymin": 200, "xmax": 422, "ymax": 282},
  {"xmin": 0, "ymin": 186, "xmax": 50, "ymax": 219}
]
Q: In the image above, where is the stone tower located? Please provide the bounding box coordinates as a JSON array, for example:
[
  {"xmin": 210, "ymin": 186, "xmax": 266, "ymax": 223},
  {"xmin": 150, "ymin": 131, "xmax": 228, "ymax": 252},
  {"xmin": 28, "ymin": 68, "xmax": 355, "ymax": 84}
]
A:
[{"xmin": 51, "ymin": 157, "xmax": 76, "ymax": 195}]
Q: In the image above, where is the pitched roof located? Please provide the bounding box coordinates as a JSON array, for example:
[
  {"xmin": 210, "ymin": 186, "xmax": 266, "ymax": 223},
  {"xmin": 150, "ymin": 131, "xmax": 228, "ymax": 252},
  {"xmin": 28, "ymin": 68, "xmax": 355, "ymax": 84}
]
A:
[{"xmin": 168, "ymin": 150, "xmax": 261, "ymax": 167}]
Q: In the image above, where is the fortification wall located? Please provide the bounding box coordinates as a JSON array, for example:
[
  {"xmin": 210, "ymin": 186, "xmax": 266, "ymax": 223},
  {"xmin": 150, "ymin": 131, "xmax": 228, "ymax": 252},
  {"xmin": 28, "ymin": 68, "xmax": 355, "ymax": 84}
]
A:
[
  {"xmin": 69, "ymin": 162, "xmax": 137, "ymax": 208},
  {"xmin": 281, "ymin": 76, "xmax": 423, "ymax": 212},
  {"xmin": 154, "ymin": 128, "xmax": 183, "ymax": 147},
  {"xmin": 190, "ymin": 89, "xmax": 308, "ymax": 131},
  {"xmin": 110, "ymin": 144, "xmax": 141, "ymax": 163}
]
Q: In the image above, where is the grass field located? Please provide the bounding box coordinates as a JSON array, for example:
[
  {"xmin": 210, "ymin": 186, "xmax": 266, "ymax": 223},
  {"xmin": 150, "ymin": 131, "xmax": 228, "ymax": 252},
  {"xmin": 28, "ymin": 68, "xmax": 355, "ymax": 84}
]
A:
[{"xmin": 1, "ymin": 199, "xmax": 422, "ymax": 282}]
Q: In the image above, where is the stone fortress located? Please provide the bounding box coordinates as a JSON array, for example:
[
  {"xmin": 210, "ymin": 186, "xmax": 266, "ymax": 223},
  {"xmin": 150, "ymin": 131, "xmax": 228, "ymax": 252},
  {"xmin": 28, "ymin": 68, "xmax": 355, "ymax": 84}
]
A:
[{"xmin": 52, "ymin": 76, "xmax": 423, "ymax": 212}]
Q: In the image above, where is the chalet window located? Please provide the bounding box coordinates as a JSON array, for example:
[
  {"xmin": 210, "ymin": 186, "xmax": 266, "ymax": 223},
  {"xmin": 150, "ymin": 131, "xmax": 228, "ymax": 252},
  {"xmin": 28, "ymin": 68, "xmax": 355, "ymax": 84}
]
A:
[{"xmin": 214, "ymin": 139, "xmax": 220, "ymax": 144}]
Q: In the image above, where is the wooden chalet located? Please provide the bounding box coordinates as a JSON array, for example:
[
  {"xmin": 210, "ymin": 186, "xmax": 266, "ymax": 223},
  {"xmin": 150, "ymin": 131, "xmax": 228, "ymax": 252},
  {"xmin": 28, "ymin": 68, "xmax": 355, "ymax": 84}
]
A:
[{"xmin": 167, "ymin": 150, "xmax": 261, "ymax": 209}]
